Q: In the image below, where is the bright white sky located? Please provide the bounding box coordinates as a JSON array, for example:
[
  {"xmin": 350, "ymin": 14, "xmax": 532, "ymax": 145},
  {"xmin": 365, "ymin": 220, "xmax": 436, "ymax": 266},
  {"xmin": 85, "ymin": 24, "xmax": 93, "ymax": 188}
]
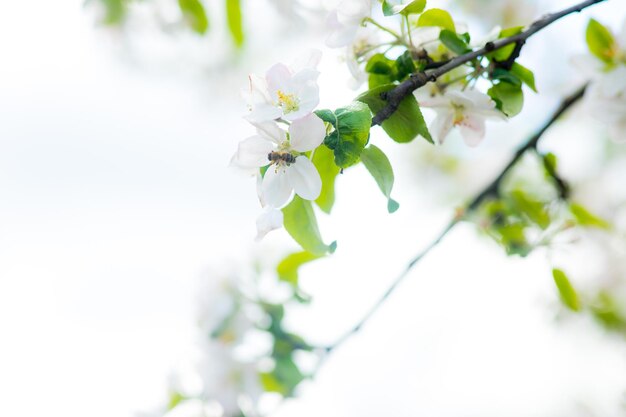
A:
[{"xmin": 0, "ymin": 1, "xmax": 625, "ymax": 417}]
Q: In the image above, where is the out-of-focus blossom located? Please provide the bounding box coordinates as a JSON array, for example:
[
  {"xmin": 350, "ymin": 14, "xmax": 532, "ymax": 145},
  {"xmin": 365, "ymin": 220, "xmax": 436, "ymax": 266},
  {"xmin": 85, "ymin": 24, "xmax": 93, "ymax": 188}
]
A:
[
  {"xmin": 325, "ymin": 0, "xmax": 372, "ymax": 48},
  {"xmin": 573, "ymin": 19, "xmax": 626, "ymax": 143},
  {"xmin": 416, "ymin": 89, "xmax": 505, "ymax": 146},
  {"xmin": 345, "ymin": 27, "xmax": 380, "ymax": 88}
]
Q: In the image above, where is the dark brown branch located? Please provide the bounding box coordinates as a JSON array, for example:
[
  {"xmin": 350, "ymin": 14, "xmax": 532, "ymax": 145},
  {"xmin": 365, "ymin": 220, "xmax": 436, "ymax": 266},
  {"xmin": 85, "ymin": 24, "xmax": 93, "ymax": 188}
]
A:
[
  {"xmin": 371, "ymin": 0, "xmax": 606, "ymax": 127},
  {"xmin": 324, "ymin": 84, "xmax": 587, "ymax": 356}
]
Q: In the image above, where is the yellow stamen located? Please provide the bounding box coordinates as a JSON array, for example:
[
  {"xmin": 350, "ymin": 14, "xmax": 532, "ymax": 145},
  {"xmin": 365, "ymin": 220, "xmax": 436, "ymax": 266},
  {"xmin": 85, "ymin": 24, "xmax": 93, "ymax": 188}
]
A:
[{"xmin": 276, "ymin": 90, "xmax": 299, "ymax": 113}]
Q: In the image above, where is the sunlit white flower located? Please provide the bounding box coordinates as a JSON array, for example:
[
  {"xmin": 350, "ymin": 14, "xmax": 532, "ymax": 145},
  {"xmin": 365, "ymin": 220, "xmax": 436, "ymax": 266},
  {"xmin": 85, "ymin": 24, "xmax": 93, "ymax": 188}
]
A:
[
  {"xmin": 243, "ymin": 50, "xmax": 322, "ymax": 123},
  {"xmin": 325, "ymin": 0, "xmax": 372, "ymax": 48},
  {"xmin": 231, "ymin": 113, "xmax": 325, "ymax": 207},
  {"xmin": 416, "ymin": 89, "xmax": 505, "ymax": 146}
]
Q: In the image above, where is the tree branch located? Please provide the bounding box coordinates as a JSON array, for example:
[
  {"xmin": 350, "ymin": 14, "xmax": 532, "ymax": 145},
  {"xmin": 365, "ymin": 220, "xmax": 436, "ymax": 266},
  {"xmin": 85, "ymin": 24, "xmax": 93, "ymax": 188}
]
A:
[
  {"xmin": 371, "ymin": 0, "xmax": 606, "ymax": 126},
  {"xmin": 323, "ymin": 84, "xmax": 587, "ymax": 356}
]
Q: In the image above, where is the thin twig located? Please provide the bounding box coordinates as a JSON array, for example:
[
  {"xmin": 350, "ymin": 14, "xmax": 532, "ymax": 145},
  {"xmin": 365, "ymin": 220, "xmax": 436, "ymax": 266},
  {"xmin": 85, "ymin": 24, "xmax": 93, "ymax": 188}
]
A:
[
  {"xmin": 370, "ymin": 0, "xmax": 606, "ymax": 126},
  {"xmin": 322, "ymin": 84, "xmax": 587, "ymax": 356}
]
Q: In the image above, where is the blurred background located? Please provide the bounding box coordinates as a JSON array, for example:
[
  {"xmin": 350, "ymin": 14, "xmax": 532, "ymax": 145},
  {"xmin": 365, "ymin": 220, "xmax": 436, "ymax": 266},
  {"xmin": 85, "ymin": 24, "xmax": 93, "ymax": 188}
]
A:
[{"xmin": 1, "ymin": 0, "xmax": 626, "ymax": 416}]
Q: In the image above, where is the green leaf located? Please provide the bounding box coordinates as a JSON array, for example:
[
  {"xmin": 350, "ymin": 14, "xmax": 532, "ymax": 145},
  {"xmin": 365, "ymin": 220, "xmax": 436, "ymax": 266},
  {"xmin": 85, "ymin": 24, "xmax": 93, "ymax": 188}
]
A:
[
  {"xmin": 439, "ymin": 29, "xmax": 471, "ymax": 55},
  {"xmin": 282, "ymin": 196, "xmax": 336, "ymax": 255},
  {"xmin": 178, "ymin": 0, "xmax": 209, "ymax": 34},
  {"xmin": 416, "ymin": 8, "xmax": 455, "ymax": 32},
  {"xmin": 312, "ymin": 145, "xmax": 341, "ymax": 213},
  {"xmin": 260, "ymin": 372, "xmax": 285, "ymax": 394},
  {"xmin": 509, "ymin": 190, "xmax": 550, "ymax": 229},
  {"xmin": 569, "ymin": 203, "xmax": 611, "ymax": 230},
  {"xmin": 491, "ymin": 68, "xmax": 522, "ymax": 87},
  {"xmin": 277, "ymin": 251, "xmax": 322, "ymax": 286},
  {"xmin": 365, "ymin": 53, "xmax": 396, "ymax": 75},
  {"xmin": 360, "ymin": 145, "xmax": 399, "ymax": 213},
  {"xmin": 167, "ymin": 391, "xmax": 187, "ymax": 411},
  {"xmin": 488, "ymin": 82, "xmax": 524, "ymax": 117},
  {"xmin": 510, "ymin": 62, "xmax": 537, "ymax": 92},
  {"xmin": 552, "ymin": 268, "xmax": 581, "ymax": 312},
  {"xmin": 489, "ymin": 26, "xmax": 523, "ymax": 61},
  {"xmin": 400, "ymin": 0, "xmax": 427, "ymax": 15},
  {"xmin": 586, "ymin": 18, "xmax": 617, "ymax": 63},
  {"xmin": 100, "ymin": 0, "xmax": 126, "ymax": 25},
  {"xmin": 543, "ymin": 152, "xmax": 557, "ymax": 173},
  {"xmin": 382, "ymin": 0, "xmax": 426, "ymax": 16},
  {"xmin": 273, "ymin": 356, "xmax": 305, "ymax": 395},
  {"xmin": 357, "ymin": 84, "xmax": 433, "ymax": 144},
  {"xmin": 316, "ymin": 102, "xmax": 372, "ymax": 168},
  {"xmin": 226, "ymin": 0, "xmax": 244, "ymax": 47},
  {"xmin": 395, "ymin": 51, "xmax": 416, "ymax": 80},
  {"xmin": 314, "ymin": 109, "xmax": 336, "ymax": 124}
]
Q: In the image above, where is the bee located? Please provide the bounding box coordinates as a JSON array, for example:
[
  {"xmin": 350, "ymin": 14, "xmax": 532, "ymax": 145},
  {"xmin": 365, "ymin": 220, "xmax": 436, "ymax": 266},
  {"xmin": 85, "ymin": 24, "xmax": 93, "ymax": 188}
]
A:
[{"xmin": 268, "ymin": 151, "xmax": 297, "ymax": 165}]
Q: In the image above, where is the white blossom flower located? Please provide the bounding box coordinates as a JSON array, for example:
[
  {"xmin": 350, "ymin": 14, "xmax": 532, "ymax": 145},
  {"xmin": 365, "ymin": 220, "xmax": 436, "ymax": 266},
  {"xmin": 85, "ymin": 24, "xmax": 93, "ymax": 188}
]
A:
[
  {"xmin": 584, "ymin": 66, "xmax": 626, "ymax": 143},
  {"xmin": 416, "ymin": 89, "xmax": 505, "ymax": 146},
  {"xmin": 197, "ymin": 341, "xmax": 262, "ymax": 417},
  {"xmin": 231, "ymin": 113, "xmax": 325, "ymax": 208},
  {"xmin": 325, "ymin": 0, "xmax": 372, "ymax": 48},
  {"xmin": 243, "ymin": 50, "xmax": 322, "ymax": 123},
  {"xmin": 345, "ymin": 27, "xmax": 380, "ymax": 88}
]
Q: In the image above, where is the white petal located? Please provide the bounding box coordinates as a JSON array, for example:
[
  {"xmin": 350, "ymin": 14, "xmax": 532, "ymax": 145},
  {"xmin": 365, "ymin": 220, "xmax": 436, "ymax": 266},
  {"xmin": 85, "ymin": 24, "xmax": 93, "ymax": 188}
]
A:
[
  {"xmin": 609, "ymin": 121, "xmax": 626, "ymax": 143},
  {"xmin": 287, "ymin": 156, "xmax": 322, "ymax": 200},
  {"xmin": 253, "ymin": 121, "xmax": 287, "ymax": 144},
  {"xmin": 289, "ymin": 114, "xmax": 326, "ymax": 152},
  {"xmin": 232, "ymin": 136, "xmax": 274, "ymax": 168},
  {"xmin": 291, "ymin": 49, "xmax": 322, "ymax": 72},
  {"xmin": 326, "ymin": 22, "xmax": 360, "ymax": 48},
  {"xmin": 245, "ymin": 103, "xmax": 282, "ymax": 123},
  {"xmin": 266, "ymin": 63, "xmax": 293, "ymax": 96},
  {"xmin": 292, "ymin": 68, "xmax": 320, "ymax": 85},
  {"xmin": 262, "ymin": 167, "xmax": 293, "ymax": 208},
  {"xmin": 255, "ymin": 207, "xmax": 284, "ymax": 241},
  {"xmin": 458, "ymin": 115, "xmax": 486, "ymax": 147},
  {"xmin": 570, "ymin": 54, "xmax": 604, "ymax": 78},
  {"xmin": 430, "ymin": 111, "xmax": 454, "ymax": 144}
]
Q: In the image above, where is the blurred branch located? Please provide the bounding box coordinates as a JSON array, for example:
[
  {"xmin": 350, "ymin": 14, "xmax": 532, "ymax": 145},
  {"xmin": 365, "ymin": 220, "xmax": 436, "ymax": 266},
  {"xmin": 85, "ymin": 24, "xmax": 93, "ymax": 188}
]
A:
[
  {"xmin": 372, "ymin": 0, "xmax": 606, "ymax": 126},
  {"xmin": 321, "ymin": 84, "xmax": 587, "ymax": 358}
]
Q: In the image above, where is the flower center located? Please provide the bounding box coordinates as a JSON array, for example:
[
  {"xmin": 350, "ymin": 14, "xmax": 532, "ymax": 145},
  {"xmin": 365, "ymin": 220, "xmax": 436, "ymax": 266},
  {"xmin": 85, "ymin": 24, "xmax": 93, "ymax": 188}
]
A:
[
  {"xmin": 276, "ymin": 90, "xmax": 299, "ymax": 113},
  {"xmin": 451, "ymin": 103, "xmax": 466, "ymax": 125}
]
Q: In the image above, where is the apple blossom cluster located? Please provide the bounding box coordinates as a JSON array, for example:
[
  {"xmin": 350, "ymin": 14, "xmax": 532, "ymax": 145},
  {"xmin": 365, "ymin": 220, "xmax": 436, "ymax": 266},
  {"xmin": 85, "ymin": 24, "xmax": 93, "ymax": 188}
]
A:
[
  {"xmin": 141, "ymin": 266, "xmax": 316, "ymax": 417},
  {"xmin": 231, "ymin": 51, "xmax": 327, "ymax": 240},
  {"xmin": 231, "ymin": 0, "xmax": 558, "ymax": 250},
  {"xmin": 574, "ymin": 18, "xmax": 626, "ymax": 142}
]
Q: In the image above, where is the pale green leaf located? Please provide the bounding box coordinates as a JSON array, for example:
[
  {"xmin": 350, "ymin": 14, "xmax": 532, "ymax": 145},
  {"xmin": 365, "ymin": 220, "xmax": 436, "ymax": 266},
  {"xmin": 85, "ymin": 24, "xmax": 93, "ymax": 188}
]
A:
[
  {"xmin": 277, "ymin": 251, "xmax": 322, "ymax": 286},
  {"xmin": 282, "ymin": 196, "xmax": 336, "ymax": 255},
  {"xmin": 586, "ymin": 18, "xmax": 617, "ymax": 63},
  {"xmin": 416, "ymin": 8, "xmax": 455, "ymax": 32},
  {"xmin": 312, "ymin": 145, "xmax": 341, "ymax": 214},
  {"xmin": 553, "ymin": 268, "xmax": 581, "ymax": 312},
  {"xmin": 226, "ymin": 0, "xmax": 244, "ymax": 47},
  {"xmin": 360, "ymin": 145, "xmax": 399, "ymax": 213},
  {"xmin": 178, "ymin": 0, "xmax": 209, "ymax": 34}
]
